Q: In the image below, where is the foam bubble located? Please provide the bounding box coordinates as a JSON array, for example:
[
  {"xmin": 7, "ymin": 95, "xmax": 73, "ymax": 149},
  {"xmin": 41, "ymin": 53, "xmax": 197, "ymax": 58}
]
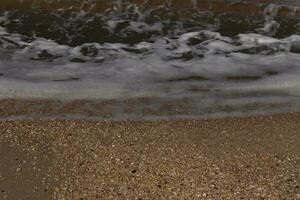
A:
[{"xmin": 0, "ymin": 1, "xmax": 300, "ymax": 119}]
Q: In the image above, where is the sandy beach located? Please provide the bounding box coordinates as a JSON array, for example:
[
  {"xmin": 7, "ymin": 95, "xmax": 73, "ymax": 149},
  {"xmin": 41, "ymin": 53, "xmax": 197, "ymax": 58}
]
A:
[
  {"xmin": 0, "ymin": 0, "xmax": 300, "ymax": 199},
  {"xmin": 0, "ymin": 112, "xmax": 299, "ymax": 199}
]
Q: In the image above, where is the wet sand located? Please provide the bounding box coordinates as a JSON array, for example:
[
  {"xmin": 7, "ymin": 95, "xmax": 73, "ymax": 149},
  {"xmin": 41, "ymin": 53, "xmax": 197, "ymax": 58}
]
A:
[{"xmin": 0, "ymin": 112, "xmax": 299, "ymax": 199}]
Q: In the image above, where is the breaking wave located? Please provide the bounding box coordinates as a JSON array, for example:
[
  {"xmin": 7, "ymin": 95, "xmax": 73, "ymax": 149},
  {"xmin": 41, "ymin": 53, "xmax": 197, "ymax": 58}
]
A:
[{"xmin": 0, "ymin": 0, "xmax": 300, "ymax": 119}]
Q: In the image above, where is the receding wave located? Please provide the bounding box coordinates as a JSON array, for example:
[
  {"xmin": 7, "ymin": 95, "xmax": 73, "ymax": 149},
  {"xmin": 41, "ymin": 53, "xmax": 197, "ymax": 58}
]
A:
[{"xmin": 0, "ymin": 0, "xmax": 300, "ymax": 119}]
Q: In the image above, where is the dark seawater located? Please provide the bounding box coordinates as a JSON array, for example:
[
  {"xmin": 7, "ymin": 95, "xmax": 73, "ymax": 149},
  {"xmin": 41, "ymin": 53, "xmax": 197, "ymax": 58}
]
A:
[{"xmin": 0, "ymin": 0, "xmax": 300, "ymax": 120}]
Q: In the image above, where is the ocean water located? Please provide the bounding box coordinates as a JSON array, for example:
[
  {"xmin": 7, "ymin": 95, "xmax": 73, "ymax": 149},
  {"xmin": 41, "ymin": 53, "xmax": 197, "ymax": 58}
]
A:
[{"xmin": 0, "ymin": 0, "xmax": 300, "ymax": 120}]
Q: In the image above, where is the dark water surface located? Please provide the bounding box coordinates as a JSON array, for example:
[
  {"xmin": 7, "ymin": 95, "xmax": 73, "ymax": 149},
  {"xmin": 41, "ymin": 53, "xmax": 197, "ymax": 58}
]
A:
[{"xmin": 0, "ymin": 0, "xmax": 300, "ymax": 120}]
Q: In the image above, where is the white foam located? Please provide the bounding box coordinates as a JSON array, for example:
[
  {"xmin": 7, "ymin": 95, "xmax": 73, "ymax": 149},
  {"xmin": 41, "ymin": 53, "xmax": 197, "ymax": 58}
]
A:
[{"xmin": 1, "ymin": 6, "xmax": 300, "ymax": 118}]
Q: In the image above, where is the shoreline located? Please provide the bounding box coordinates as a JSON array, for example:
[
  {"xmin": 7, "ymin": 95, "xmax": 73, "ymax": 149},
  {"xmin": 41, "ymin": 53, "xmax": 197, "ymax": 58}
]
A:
[
  {"xmin": 1, "ymin": 0, "xmax": 299, "ymax": 198},
  {"xmin": 0, "ymin": 112, "xmax": 299, "ymax": 199},
  {"xmin": 0, "ymin": 97, "xmax": 299, "ymax": 121}
]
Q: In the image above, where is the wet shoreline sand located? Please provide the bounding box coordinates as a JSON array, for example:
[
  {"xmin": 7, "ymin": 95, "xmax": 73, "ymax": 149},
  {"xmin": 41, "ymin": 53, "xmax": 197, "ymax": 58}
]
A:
[
  {"xmin": 0, "ymin": 97, "xmax": 297, "ymax": 121},
  {"xmin": 0, "ymin": 112, "xmax": 299, "ymax": 199}
]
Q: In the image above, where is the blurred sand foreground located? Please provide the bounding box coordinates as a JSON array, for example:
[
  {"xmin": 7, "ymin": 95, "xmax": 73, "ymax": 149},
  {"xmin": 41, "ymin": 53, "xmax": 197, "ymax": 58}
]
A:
[{"xmin": 0, "ymin": 112, "xmax": 299, "ymax": 199}]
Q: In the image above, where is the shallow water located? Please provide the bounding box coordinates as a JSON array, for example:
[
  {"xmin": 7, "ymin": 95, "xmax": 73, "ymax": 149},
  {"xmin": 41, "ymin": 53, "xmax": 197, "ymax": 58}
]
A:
[{"xmin": 0, "ymin": 0, "xmax": 300, "ymax": 120}]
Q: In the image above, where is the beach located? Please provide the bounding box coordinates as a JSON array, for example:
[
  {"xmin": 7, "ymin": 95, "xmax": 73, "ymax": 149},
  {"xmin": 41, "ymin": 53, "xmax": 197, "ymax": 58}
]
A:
[
  {"xmin": 0, "ymin": 112, "xmax": 299, "ymax": 199},
  {"xmin": 1, "ymin": 0, "xmax": 300, "ymax": 199}
]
